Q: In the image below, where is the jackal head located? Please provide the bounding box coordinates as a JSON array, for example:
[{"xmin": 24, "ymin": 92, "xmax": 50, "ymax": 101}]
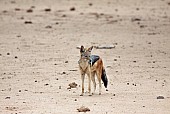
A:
[{"xmin": 80, "ymin": 46, "xmax": 93, "ymax": 60}]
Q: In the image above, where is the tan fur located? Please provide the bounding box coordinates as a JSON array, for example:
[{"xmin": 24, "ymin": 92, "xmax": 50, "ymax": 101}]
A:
[{"xmin": 79, "ymin": 46, "xmax": 106, "ymax": 96}]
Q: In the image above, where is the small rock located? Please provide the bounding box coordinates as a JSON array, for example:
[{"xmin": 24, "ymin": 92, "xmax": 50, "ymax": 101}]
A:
[
  {"xmin": 5, "ymin": 97, "xmax": 10, "ymax": 99},
  {"xmin": 17, "ymin": 35, "xmax": 21, "ymax": 37},
  {"xmin": 69, "ymin": 69, "xmax": 77, "ymax": 71},
  {"xmin": 59, "ymin": 86, "xmax": 61, "ymax": 89},
  {"xmin": 75, "ymin": 99, "xmax": 77, "ymax": 101},
  {"xmin": 15, "ymin": 56, "xmax": 18, "ymax": 59},
  {"xmin": 140, "ymin": 25, "xmax": 145, "ymax": 28},
  {"xmin": 26, "ymin": 9, "xmax": 33, "ymax": 13},
  {"xmin": 70, "ymin": 7, "xmax": 75, "ymax": 11},
  {"xmin": 31, "ymin": 6, "xmax": 35, "ymax": 8},
  {"xmin": 89, "ymin": 3, "xmax": 93, "ymax": 6},
  {"xmin": 11, "ymin": 1, "xmax": 16, "ymax": 4},
  {"xmin": 7, "ymin": 53, "xmax": 10, "ymax": 55},
  {"xmin": 44, "ymin": 83, "xmax": 49, "ymax": 86},
  {"xmin": 65, "ymin": 61, "xmax": 68, "ymax": 63},
  {"xmin": 62, "ymin": 72, "xmax": 66, "ymax": 74},
  {"xmin": 106, "ymin": 66, "xmax": 112, "ymax": 68},
  {"xmin": 45, "ymin": 25, "xmax": 52, "ymax": 28},
  {"xmin": 2, "ymin": 10, "xmax": 8, "ymax": 13},
  {"xmin": 148, "ymin": 33, "xmax": 157, "ymax": 35},
  {"xmin": 127, "ymin": 83, "xmax": 129, "ymax": 85},
  {"xmin": 80, "ymin": 12, "xmax": 84, "ymax": 15},
  {"xmin": 94, "ymin": 45, "xmax": 115, "ymax": 49},
  {"xmin": 77, "ymin": 106, "xmax": 90, "ymax": 112},
  {"xmin": 114, "ymin": 59, "xmax": 117, "ymax": 61},
  {"xmin": 15, "ymin": 8, "xmax": 21, "ymax": 11},
  {"xmin": 62, "ymin": 14, "xmax": 66, "ymax": 17},
  {"xmin": 24, "ymin": 21, "xmax": 32, "ymax": 24},
  {"xmin": 136, "ymin": 8, "xmax": 140, "ymax": 10},
  {"xmin": 19, "ymin": 90, "xmax": 21, "ymax": 92},
  {"xmin": 20, "ymin": 17, "xmax": 24, "ymax": 19},
  {"xmin": 157, "ymin": 96, "xmax": 164, "ymax": 99},
  {"xmin": 67, "ymin": 87, "xmax": 71, "ymax": 89},
  {"xmin": 107, "ymin": 20, "xmax": 118, "ymax": 24},
  {"xmin": 68, "ymin": 82, "xmax": 77, "ymax": 88},
  {"xmin": 148, "ymin": 42, "xmax": 152, "ymax": 44},
  {"xmin": 131, "ymin": 18, "xmax": 141, "ymax": 22},
  {"xmin": 44, "ymin": 8, "xmax": 51, "ymax": 12}
]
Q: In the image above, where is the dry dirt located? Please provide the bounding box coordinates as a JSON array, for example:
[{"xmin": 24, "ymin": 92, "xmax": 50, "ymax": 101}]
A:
[{"xmin": 0, "ymin": 0, "xmax": 170, "ymax": 114}]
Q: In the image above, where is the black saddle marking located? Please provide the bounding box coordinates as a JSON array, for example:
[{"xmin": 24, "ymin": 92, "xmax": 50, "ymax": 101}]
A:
[{"xmin": 89, "ymin": 55, "xmax": 100, "ymax": 66}]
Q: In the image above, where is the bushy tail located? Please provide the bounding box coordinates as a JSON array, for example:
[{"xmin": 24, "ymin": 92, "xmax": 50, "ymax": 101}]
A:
[{"xmin": 101, "ymin": 68, "xmax": 108, "ymax": 89}]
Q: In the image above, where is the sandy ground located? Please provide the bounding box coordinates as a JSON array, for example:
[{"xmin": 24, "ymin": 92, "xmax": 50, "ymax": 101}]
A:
[{"xmin": 0, "ymin": 0, "xmax": 170, "ymax": 114}]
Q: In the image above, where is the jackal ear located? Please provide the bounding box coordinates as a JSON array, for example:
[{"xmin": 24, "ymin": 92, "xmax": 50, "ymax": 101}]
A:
[
  {"xmin": 80, "ymin": 45, "xmax": 84, "ymax": 52},
  {"xmin": 88, "ymin": 46, "xmax": 93, "ymax": 52}
]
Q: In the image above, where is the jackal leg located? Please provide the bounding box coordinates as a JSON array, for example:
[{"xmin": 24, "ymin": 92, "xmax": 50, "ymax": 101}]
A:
[
  {"xmin": 91, "ymin": 72, "xmax": 96, "ymax": 95},
  {"xmin": 80, "ymin": 73, "xmax": 85, "ymax": 96},
  {"xmin": 96, "ymin": 71, "xmax": 102, "ymax": 95},
  {"xmin": 87, "ymin": 71, "xmax": 92, "ymax": 96}
]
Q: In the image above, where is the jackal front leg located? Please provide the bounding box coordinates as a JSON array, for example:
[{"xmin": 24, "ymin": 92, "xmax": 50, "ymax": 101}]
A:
[
  {"xmin": 91, "ymin": 72, "xmax": 96, "ymax": 95},
  {"xmin": 87, "ymin": 72, "xmax": 92, "ymax": 96},
  {"xmin": 80, "ymin": 73, "xmax": 85, "ymax": 96}
]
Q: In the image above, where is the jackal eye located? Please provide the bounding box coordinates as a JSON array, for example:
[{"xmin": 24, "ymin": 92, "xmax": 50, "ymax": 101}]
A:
[{"xmin": 80, "ymin": 50, "xmax": 84, "ymax": 55}]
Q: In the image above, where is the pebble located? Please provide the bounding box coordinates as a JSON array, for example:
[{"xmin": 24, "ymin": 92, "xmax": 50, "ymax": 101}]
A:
[
  {"xmin": 157, "ymin": 96, "xmax": 164, "ymax": 99},
  {"xmin": 44, "ymin": 8, "xmax": 51, "ymax": 12},
  {"xmin": 26, "ymin": 9, "xmax": 33, "ymax": 13},
  {"xmin": 70, "ymin": 7, "xmax": 75, "ymax": 11}
]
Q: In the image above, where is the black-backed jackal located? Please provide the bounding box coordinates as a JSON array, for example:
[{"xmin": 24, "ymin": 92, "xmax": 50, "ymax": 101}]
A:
[{"xmin": 78, "ymin": 46, "xmax": 108, "ymax": 96}]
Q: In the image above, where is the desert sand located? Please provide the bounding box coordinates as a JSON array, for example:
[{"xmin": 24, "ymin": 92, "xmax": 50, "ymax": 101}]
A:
[{"xmin": 0, "ymin": 0, "xmax": 170, "ymax": 114}]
